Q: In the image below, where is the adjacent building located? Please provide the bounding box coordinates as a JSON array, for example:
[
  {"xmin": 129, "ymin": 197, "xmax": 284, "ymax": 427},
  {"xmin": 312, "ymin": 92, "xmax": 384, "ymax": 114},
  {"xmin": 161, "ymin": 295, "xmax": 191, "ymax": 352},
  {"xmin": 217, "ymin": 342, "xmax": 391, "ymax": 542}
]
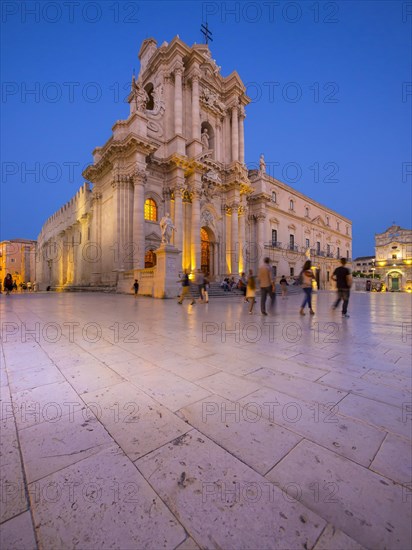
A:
[
  {"xmin": 36, "ymin": 36, "xmax": 351, "ymax": 294},
  {"xmin": 0, "ymin": 239, "xmax": 37, "ymax": 287},
  {"xmin": 374, "ymin": 225, "xmax": 412, "ymax": 291}
]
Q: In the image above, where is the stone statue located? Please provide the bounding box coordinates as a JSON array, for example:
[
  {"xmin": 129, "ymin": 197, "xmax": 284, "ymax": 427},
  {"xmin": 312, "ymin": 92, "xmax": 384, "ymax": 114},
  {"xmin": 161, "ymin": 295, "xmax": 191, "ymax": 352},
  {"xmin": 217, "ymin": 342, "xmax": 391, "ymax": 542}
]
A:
[
  {"xmin": 201, "ymin": 128, "xmax": 210, "ymax": 150},
  {"xmin": 259, "ymin": 154, "xmax": 266, "ymax": 174},
  {"xmin": 132, "ymin": 79, "xmax": 149, "ymax": 112},
  {"xmin": 159, "ymin": 212, "xmax": 176, "ymax": 244}
]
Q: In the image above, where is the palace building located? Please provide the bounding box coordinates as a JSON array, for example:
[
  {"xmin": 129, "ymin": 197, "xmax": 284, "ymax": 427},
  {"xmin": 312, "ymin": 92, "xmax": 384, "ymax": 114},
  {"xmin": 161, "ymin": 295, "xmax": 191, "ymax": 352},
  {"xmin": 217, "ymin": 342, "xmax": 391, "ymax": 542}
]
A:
[
  {"xmin": 37, "ymin": 36, "xmax": 352, "ymax": 294},
  {"xmin": 374, "ymin": 225, "xmax": 412, "ymax": 291}
]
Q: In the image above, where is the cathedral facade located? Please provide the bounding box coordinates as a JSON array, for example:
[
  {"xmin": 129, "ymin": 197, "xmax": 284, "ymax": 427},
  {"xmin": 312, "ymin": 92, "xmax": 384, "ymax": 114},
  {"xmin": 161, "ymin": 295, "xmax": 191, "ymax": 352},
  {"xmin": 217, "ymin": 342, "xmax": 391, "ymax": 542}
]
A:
[{"xmin": 37, "ymin": 37, "xmax": 352, "ymax": 293}]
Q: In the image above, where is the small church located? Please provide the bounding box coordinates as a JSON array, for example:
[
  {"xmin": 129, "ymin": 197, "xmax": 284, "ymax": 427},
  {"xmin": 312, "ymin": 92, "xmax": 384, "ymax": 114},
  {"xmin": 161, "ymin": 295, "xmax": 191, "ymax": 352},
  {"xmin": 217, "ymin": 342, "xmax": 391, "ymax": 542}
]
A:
[{"xmin": 37, "ymin": 36, "xmax": 352, "ymax": 295}]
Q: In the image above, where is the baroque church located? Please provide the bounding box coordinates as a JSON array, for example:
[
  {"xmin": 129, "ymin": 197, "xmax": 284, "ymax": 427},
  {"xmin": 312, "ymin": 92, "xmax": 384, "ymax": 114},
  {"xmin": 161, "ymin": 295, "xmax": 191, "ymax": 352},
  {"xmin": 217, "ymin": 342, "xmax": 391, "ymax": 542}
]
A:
[{"xmin": 37, "ymin": 36, "xmax": 352, "ymax": 294}]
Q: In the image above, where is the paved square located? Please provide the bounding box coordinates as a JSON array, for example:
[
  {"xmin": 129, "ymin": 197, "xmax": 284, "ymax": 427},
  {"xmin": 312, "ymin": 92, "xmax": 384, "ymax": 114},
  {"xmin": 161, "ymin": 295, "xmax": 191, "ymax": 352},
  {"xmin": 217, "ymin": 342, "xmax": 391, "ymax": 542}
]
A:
[{"xmin": 1, "ymin": 291, "xmax": 411, "ymax": 549}]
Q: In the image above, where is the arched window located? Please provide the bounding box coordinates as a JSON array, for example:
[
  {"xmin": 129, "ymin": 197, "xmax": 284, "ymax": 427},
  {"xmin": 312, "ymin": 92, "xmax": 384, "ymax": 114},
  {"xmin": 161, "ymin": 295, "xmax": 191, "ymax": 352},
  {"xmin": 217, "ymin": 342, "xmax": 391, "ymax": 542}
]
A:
[
  {"xmin": 144, "ymin": 198, "xmax": 157, "ymax": 221},
  {"xmin": 305, "ymin": 207, "xmax": 309, "ymax": 217},
  {"xmin": 272, "ymin": 191, "xmax": 277, "ymax": 203},
  {"xmin": 145, "ymin": 249, "xmax": 157, "ymax": 268},
  {"xmin": 289, "ymin": 200, "xmax": 294, "ymax": 211}
]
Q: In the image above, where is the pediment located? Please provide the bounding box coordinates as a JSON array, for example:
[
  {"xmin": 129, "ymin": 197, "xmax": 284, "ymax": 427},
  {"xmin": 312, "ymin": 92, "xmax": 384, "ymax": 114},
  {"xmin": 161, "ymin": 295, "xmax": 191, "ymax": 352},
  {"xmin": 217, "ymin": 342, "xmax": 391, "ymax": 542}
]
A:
[{"xmin": 312, "ymin": 215, "xmax": 327, "ymax": 227}]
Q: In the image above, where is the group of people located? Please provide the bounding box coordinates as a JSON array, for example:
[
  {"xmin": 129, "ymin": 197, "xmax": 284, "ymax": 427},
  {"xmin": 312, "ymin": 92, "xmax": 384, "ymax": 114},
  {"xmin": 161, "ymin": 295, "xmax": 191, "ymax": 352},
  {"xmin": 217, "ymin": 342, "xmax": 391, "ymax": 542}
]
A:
[
  {"xmin": 1, "ymin": 274, "xmax": 37, "ymax": 294},
  {"xmin": 177, "ymin": 270, "xmax": 210, "ymax": 305},
  {"xmin": 176, "ymin": 256, "xmax": 352, "ymax": 318},
  {"xmin": 299, "ymin": 257, "xmax": 352, "ymax": 317}
]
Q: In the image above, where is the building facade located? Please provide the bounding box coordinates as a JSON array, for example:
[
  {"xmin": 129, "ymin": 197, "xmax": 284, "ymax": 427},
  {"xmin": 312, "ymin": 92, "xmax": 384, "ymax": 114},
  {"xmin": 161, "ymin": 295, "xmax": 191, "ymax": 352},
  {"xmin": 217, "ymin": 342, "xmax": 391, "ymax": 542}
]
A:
[
  {"xmin": 0, "ymin": 239, "xmax": 37, "ymax": 288},
  {"xmin": 374, "ymin": 225, "xmax": 412, "ymax": 291},
  {"xmin": 37, "ymin": 37, "xmax": 351, "ymax": 293}
]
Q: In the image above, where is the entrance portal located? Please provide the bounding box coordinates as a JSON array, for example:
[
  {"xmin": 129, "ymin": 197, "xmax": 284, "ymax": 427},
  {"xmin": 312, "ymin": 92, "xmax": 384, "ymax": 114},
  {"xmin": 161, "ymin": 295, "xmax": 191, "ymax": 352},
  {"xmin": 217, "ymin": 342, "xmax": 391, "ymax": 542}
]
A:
[{"xmin": 201, "ymin": 228, "xmax": 210, "ymax": 276}]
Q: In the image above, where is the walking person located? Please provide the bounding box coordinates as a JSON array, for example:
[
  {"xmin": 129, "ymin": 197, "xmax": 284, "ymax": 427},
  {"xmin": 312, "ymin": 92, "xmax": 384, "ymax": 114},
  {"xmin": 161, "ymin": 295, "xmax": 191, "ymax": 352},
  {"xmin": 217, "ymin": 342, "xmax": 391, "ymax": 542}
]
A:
[
  {"xmin": 258, "ymin": 257, "xmax": 275, "ymax": 316},
  {"xmin": 195, "ymin": 269, "xmax": 205, "ymax": 302},
  {"xmin": 177, "ymin": 270, "xmax": 195, "ymax": 305},
  {"xmin": 299, "ymin": 260, "xmax": 315, "ymax": 315},
  {"xmin": 332, "ymin": 258, "xmax": 352, "ymax": 318},
  {"xmin": 239, "ymin": 272, "xmax": 247, "ymax": 302},
  {"xmin": 279, "ymin": 275, "xmax": 289, "ymax": 299},
  {"xmin": 133, "ymin": 279, "xmax": 139, "ymax": 297},
  {"xmin": 202, "ymin": 275, "xmax": 209, "ymax": 303},
  {"xmin": 3, "ymin": 273, "xmax": 13, "ymax": 295},
  {"xmin": 246, "ymin": 270, "xmax": 256, "ymax": 314}
]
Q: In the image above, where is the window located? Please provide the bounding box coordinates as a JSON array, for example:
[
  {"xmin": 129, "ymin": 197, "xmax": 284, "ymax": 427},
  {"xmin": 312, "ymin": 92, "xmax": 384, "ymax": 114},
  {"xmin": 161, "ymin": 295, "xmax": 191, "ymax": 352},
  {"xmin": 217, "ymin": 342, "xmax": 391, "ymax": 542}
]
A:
[
  {"xmin": 392, "ymin": 254, "xmax": 397, "ymax": 259},
  {"xmin": 144, "ymin": 249, "xmax": 157, "ymax": 268},
  {"xmin": 290, "ymin": 267, "xmax": 294, "ymax": 277},
  {"xmin": 337, "ymin": 221, "xmax": 340, "ymax": 230},
  {"xmin": 346, "ymin": 226, "xmax": 349, "ymax": 235},
  {"xmin": 346, "ymin": 250, "xmax": 349, "ymax": 259},
  {"xmin": 316, "ymin": 241, "xmax": 321, "ymax": 254},
  {"xmin": 289, "ymin": 200, "xmax": 294, "ymax": 211},
  {"xmin": 272, "ymin": 265, "xmax": 277, "ymax": 278},
  {"xmin": 272, "ymin": 229, "xmax": 277, "ymax": 246},
  {"xmin": 305, "ymin": 238, "xmax": 310, "ymax": 249},
  {"xmin": 144, "ymin": 198, "xmax": 157, "ymax": 221},
  {"xmin": 271, "ymin": 191, "xmax": 276, "ymax": 203},
  {"xmin": 305, "ymin": 207, "xmax": 309, "ymax": 217},
  {"xmin": 289, "ymin": 234, "xmax": 295, "ymax": 249},
  {"xmin": 337, "ymin": 247, "xmax": 340, "ymax": 258},
  {"xmin": 327, "ymin": 244, "xmax": 331, "ymax": 256},
  {"xmin": 327, "ymin": 271, "xmax": 330, "ymax": 282},
  {"xmin": 326, "ymin": 216, "xmax": 330, "ymax": 226}
]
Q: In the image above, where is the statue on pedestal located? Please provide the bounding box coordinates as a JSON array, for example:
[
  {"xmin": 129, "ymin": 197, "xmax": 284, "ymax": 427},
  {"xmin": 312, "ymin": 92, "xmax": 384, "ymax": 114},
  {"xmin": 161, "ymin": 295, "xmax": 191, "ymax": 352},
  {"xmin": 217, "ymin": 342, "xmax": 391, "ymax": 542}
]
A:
[
  {"xmin": 259, "ymin": 154, "xmax": 266, "ymax": 174},
  {"xmin": 160, "ymin": 213, "xmax": 176, "ymax": 244}
]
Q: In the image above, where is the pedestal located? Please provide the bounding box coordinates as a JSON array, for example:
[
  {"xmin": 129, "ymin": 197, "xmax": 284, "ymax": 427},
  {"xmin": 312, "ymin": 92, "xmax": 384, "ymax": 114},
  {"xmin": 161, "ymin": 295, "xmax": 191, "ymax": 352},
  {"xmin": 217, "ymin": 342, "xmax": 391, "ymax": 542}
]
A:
[{"xmin": 153, "ymin": 244, "xmax": 181, "ymax": 298}]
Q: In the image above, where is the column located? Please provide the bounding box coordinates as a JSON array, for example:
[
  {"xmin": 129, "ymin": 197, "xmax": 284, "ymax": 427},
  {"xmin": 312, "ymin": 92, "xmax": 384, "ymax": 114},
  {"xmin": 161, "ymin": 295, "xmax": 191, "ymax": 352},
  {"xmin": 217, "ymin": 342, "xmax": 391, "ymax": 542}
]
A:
[
  {"xmin": 132, "ymin": 169, "xmax": 146, "ymax": 270},
  {"xmin": 224, "ymin": 113, "xmax": 231, "ymax": 162},
  {"xmin": 256, "ymin": 214, "xmax": 266, "ymax": 272},
  {"xmin": 90, "ymin": 193, "xmax": 102, "ymax": 284},
  {"xmin": 231, "ymin": 202, "xmax": 239, "ymax": 275},
  {"xmin": 238, "ymin": 107, "xmax": 245, "ymax": 164},
  {"xmin": 191, "ymin": 71, "xmax": 200, "ymax": 140},
  {"xmin": 173, "ymin": 187, "xmax": 184, "ymax": 253},
  {"xmin": 231, "ymin": 104, "xmax": 239, "ymax": 162},
  {"xmin": 238, "ymin": 205, "xmax": 246, "ymax": 273},
  {"xmin": 174, "ymin": 66, "xmax": 183, "ymax": 135},
  {"xmin": 112, "ymin": 181, "xmax": 121, "ymax": 270},
  {"xmin": 58, "ymin": 231, "xmax": 66, "ymax": 286},
  {"xmin": 190, "ymin": 189, "xmax": 201, "ymax": 271}
]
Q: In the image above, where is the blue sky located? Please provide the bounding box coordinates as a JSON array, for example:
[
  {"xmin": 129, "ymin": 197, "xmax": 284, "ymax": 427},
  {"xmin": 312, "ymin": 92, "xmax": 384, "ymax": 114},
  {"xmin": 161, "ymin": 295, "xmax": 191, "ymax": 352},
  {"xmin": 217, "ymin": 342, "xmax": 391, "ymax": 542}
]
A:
[{"xmin": 1, "ymin": 0, "xmax": 411, "ymax": 257}]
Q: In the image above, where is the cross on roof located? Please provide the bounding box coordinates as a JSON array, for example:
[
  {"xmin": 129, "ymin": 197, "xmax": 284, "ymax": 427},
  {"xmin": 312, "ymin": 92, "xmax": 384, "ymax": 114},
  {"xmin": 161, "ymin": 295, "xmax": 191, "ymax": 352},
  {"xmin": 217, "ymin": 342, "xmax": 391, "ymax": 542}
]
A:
[{"xmin": 201, "ymin": 22, "xmax": 213, "ymax": 44}]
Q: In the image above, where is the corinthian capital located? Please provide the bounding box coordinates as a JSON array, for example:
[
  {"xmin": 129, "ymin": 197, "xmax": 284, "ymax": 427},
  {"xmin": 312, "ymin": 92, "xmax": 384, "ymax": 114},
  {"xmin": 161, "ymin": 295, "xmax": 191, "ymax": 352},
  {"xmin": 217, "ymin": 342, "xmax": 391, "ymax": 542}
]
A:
[{"xmin": 133, "ymin": 168, "xmax": 147, "ymax": 186}]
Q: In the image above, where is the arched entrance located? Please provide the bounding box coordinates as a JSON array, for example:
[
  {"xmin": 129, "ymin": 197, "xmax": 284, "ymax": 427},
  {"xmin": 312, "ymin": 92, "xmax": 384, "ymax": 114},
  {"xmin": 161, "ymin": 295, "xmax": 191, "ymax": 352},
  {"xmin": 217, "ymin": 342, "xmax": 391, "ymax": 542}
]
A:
[
  {"xmin": 201, "ymin": 227, "xmax": 216, "ymax": 277},
  {"xmin": 388, "ymin": 270, "xmax": 402, "ymax": 291}
]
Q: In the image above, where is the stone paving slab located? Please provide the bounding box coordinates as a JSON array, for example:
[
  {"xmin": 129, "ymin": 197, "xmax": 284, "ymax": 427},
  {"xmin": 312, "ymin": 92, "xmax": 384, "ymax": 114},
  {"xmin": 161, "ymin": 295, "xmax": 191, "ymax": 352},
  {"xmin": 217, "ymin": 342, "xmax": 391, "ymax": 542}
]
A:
[
  {"xmin": 266, "ymin": 439, "xmax": 411, "ymax": 550},
  {"xmin": 80, "ymin": 381, "xmax": 192, "ymax": 460},
  {"xmin": 137, "ymin": 430, "xmax": 326, "ymax": 550},
  {"xmin": 30, "ymin": 445, "xmax": 186, "ymax": 549},
  {"xmin": 0, "ymin": 511, "xmax": 37, "ymax": 550},
  {"xmin": 1, "ymin": 291, "xmax": 411, "ymax": 549},
  {"xmin": 237, "ymin": 387, "xmax": 386, "ymax": 466},
  {"xmin": 178, "ymin": 394, "xmax": 302, "ymax": 475}
]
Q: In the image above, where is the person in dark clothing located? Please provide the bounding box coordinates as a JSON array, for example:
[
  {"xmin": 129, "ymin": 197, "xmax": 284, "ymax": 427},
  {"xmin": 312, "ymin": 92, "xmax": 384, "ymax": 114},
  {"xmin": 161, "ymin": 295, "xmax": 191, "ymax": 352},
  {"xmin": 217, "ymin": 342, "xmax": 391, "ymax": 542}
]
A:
[
  {"xmin": 332, "ymin": 258, "xmax": 352, "ymax": 318},
  {"xmin": 133, "ymin": 279, "xmax": 139, "ymax": 297},
  {"xmin": 4, "ymin": 273, "xmax": 13, "ymax": 295}
]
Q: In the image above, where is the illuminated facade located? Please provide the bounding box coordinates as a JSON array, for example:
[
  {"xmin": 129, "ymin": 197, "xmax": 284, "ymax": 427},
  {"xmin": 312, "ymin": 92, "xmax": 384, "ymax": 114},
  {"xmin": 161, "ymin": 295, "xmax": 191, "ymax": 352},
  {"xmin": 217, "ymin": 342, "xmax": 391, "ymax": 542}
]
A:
[
  {"xmin": 37, "ymin": 37, "xmax": 351, "ymax": 293},
  {"xmin": 0, "ymin": 239, "xmax": 37, "ymax": 287},
  {"xmin": 375, "ymin": 225, "xmax": 412, "ymax": 291}
]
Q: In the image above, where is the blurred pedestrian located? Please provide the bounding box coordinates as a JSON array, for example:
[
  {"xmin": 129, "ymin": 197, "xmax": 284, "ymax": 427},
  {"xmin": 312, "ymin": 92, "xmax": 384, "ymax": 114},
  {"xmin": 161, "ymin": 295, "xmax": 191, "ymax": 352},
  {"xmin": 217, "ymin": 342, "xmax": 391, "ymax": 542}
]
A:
[
  {"xmin": 246, "ymin": 270, "xmax": 256, "ymax": 314},
  {"xmin": 258, "ymin": 257, "xmax": 275, "ymax": 316},
  {"xmin": 4, "ymin": 273, "xmax": 13, "ymax": 295},
  {"xmin": 279, "ymin": 275, "xmax": 288, "ymax": 299},
  {"xmin": 177, "ymin": 270, "xmax": 195, "ymax": 305},
  {"xmin": 299, "ymin": 260, "xmax": 315, "ymax": 315},
  {"xmin": 133, "ymin": 279, "xmax": 139, "ymax": 297},
  {"xmin": 332, "ymin": 258, "xmax": 352, "ymax": 318}
]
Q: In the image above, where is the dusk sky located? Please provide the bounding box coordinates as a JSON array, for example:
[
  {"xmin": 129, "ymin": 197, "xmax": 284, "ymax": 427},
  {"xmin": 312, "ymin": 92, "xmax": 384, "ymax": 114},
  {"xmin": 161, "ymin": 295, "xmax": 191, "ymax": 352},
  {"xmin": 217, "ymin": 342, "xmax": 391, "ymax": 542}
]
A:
[{"xmin": 1, "ymin": 0, "xmax": 411, "ymax": 257}]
